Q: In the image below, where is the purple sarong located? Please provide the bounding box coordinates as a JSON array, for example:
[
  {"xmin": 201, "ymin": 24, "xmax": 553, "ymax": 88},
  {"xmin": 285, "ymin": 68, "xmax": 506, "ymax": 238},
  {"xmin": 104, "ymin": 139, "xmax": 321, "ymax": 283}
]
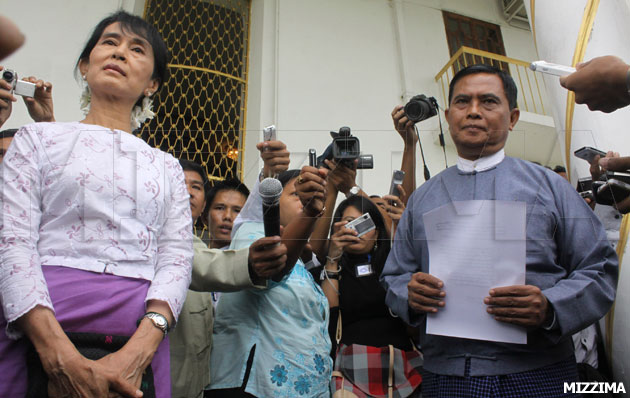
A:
[{"xmin": 0, "ymin": 265, "xmax": 171, "ymax": 397}]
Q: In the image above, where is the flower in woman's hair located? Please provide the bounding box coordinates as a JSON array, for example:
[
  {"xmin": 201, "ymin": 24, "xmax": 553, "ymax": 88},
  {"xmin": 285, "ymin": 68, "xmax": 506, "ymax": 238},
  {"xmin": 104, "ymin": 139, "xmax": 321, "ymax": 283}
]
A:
[
  {"xmin": 78, "ymin": 87, "xmax": 155, "ymax": 130},
  {"xmin": 269, "ymin": 364, "xmax": 288, "ymax": 387},
  {"xmin": 79, "ymin": 86, "xmax": 91, "ymax": 116},
  {"xmin": 130, "ymin": 96, "xmax": 156, "ymax": 130}
]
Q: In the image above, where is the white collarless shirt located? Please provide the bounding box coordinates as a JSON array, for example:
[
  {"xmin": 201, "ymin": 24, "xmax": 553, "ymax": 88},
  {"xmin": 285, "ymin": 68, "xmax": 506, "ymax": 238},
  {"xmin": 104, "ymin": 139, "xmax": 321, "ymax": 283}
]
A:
[{"xmin": 456, "ymin": 149, "xmax": 505, "ymax": 173}]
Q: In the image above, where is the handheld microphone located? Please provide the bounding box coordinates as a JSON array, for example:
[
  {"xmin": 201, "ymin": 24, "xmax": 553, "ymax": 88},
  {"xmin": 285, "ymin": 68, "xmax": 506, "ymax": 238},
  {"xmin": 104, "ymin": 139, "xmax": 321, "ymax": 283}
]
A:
[
  {"xmin": 259, "ymin": 177, "xmax": 283, "ymax": 281},
  {"xmin": 259, "ymin": 177, "xmax": 283, "ymax": 237}
]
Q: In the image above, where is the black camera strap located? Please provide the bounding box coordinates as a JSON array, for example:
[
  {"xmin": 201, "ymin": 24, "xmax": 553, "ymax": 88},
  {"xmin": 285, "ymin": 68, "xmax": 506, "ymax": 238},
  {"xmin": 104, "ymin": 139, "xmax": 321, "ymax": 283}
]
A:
[
  {"xmin": 414, "ymin": 110, "xmax": 449, "ymax": 182},
  {"xmin": 436, "ymin": 107, "xmax": 449, "ymax": 169},
  {"xmin": 414, "ymin": 125, "xmax": 431, "ymax": 181}
]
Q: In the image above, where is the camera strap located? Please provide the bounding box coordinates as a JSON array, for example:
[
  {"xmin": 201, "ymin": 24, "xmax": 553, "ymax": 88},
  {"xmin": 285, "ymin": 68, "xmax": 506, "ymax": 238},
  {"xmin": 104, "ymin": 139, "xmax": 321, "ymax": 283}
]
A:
[
  {"xmin": 414, "ymin": 107, "xmax": 449, "ymax": 182},
  {"xmin": 437, "ymin": 108, "xmax": 449, "ymax": 169},
  {"xmin": 415, "ymin": 125, "xmax": 431, "ymax": 181}
]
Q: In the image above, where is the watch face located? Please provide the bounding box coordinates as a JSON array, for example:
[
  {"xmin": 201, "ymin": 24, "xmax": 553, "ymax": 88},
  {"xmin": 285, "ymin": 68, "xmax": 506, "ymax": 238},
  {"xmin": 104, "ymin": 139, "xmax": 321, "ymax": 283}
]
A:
[{"xmin": 148, "ymin": 313, "xmax": 167, "ymax": 330}]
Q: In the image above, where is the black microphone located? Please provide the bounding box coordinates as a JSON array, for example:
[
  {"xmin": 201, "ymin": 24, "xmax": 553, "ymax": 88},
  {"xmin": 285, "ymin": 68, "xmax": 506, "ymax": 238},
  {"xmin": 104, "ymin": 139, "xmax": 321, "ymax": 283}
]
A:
[
  {"xmin": 260, "ymin": 177, "xmax": 283, "ymax": 237},
  {"xmin": 259, "ymin": 178, "xmax": 284, "ymax": 282}
]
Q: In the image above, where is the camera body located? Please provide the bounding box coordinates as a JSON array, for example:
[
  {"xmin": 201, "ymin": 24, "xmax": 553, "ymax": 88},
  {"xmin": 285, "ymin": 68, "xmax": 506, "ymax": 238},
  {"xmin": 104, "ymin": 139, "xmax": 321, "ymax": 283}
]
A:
[
  {"xmin": 318, "ymin": 126, "xmax": 374, "ymax": 170},
  {"xmin": 345, "ymin": 212, "xmax": 376, "ymax": 238},
  {"xmin": 2, "ymin": 69, "xmax": 35, "ymax": 98},
  {"xmin": 389, "ymin": 170, "xmax": 405, "ymax": 197},
  {"xmin": 404, "ymin": 94, "xmax": 438, "ymax": 123}
]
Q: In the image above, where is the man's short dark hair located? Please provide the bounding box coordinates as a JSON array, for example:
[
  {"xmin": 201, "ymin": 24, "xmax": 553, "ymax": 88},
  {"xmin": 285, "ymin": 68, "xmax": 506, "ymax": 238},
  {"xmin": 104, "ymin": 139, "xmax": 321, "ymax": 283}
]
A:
[
  {"xmin": 0, "ymin": 129, "xmax": 18, "ymax": 139},
  {"xmin": 448, "ymin": 64, "xmax": 518, "ymax": 110},
  {"xmin": 206, "ymin": 178, "xmax": 250, "ymax": 208},
  {"xmin": 553, "ymin": 165, "xmax": 567, "ymax": 173},
  {"xmin": 179, "ymin": 159, "xmax": 209, "ymax": 195}
]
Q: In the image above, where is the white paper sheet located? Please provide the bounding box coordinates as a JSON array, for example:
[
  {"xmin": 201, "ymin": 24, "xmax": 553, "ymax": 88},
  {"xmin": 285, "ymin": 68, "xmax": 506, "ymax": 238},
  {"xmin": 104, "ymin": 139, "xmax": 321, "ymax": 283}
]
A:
[{"xmin": 423, "ymin": 200, "xmax": 527, "ymax": 344}]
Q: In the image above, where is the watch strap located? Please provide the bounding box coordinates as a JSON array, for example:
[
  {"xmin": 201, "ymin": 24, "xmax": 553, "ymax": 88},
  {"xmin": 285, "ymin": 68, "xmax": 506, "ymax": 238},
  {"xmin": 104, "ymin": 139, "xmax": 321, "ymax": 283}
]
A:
[
  {"xmin": 138, "ymin": 312, "xmax": 170, "ymax": 337},
  {"xmin": 320, "ymin": 268, "xmax": 341, "ymax": 281},
  {"xmin": 345, "ymin": 185, "xmax": 361, "ymax": 198}
]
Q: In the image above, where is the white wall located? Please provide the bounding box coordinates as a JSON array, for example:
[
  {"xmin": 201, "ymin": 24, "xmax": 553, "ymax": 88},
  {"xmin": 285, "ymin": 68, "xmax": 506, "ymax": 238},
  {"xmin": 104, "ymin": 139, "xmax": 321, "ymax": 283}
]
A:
[
  {"xmin": 2, "ymin": 0, "xmax": 545, "ymax": 196},
  {"xmin": 0, "ymin": 0, "xmax": 143, "ymax": 129},
  {"xmin": 245, "ymin": 0, "xmax": 544, "ymax": 194}
]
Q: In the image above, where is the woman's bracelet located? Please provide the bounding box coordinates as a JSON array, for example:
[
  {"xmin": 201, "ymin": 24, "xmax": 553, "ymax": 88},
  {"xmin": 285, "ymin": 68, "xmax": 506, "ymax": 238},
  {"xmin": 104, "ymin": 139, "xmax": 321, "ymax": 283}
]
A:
[
  {"xmin": 320, "ymin": 267, "xmax": 341, "ymax": 280},
  {"xmin": 323, "ymin": 264, "xmax": 341, "ymax": 274},
  {"xmin": 304, "ymin": 206, "xmax": 326, "ymax": 218},
  {"xmin": 326, "ymin": 253, "xmax": 342, "ymax": 264}
]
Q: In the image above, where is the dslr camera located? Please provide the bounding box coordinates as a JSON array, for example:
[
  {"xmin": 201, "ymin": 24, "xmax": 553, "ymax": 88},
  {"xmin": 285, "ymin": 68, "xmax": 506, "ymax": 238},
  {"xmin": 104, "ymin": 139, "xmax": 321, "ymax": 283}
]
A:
[
  {"xmin": 2, "ymin": 69, "xmax": 35, "ymax": 98},
  {"xmin": 317, "ymin": 126, "xmax": 373, "ymax": 170},
  {"xmin": 404, "ymin": 94, "xmax": 438, "ymax": 123}
]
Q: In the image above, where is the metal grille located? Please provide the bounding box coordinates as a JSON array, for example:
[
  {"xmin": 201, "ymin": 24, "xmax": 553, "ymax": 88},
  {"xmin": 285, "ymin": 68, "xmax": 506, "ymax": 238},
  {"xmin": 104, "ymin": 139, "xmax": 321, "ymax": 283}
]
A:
[{"xmin": 141, "ymin": 0, "xmax": 250, "ymax": 182}]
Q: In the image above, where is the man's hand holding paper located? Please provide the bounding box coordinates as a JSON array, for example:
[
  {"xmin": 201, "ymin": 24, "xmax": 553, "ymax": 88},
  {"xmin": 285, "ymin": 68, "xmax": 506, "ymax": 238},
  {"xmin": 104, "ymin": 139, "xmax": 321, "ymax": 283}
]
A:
[
  {"xmin": 485, "ymin": 285, "xmax": 552, "ymax": 329},
  {"xmin": 407, "ymin": 272, "xmax": 445, "ymax": 314}
]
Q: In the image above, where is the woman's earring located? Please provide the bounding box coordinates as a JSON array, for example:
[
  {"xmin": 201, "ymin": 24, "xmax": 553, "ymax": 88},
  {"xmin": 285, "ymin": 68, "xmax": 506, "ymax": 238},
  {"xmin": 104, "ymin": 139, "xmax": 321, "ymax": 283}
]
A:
[
  {"xmin": 82, "ymin": 75, "xmax": 87, "ymax": 81},
  {"xmin": 373, "ymin": 241, "xmax": 378, "ymax": 251}
]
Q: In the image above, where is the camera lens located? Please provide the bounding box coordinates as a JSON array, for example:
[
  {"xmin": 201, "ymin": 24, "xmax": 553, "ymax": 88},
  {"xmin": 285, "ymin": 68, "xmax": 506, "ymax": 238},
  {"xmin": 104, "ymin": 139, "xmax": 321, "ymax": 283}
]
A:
[
  {"xmin": 2, "ymin": 70, "xmax": 14, "ymax": 81},
  {"xmin": 404, "ymin": 94, "xmax": 438, "ymax": 123},
  {"xmin": 404, "ymin": 100, "xmax": 431, "ymax": 122}
]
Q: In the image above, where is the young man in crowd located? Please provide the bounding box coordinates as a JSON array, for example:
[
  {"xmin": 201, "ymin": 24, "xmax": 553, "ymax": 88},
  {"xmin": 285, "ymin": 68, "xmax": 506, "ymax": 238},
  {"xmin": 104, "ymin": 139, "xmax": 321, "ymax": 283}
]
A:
[{"xmin": 205, "ymin": 178, "xmax": 249, "ymax": 250}]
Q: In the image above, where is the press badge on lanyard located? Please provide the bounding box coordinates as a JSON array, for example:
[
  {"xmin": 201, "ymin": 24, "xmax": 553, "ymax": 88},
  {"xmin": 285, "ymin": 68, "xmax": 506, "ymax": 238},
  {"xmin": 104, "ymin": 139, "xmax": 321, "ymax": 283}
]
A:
[{"xmin": 355, "ymin": 255, "xmax": 373, "ymax": 277}]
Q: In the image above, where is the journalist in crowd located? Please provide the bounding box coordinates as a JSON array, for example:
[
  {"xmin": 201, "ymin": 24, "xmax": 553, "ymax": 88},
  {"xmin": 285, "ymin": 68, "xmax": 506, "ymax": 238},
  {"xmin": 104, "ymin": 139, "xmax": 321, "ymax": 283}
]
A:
[
  {"xmin": 170, "ymin": 158, "xmax": 288, "ymax": 398},
  {"xmin": 209, "ymin": 166, "xmax": 332, "ymax": 398},
  {"xmin": 381, "ymin": 64, "xmax": 618, "ymax": 398}
]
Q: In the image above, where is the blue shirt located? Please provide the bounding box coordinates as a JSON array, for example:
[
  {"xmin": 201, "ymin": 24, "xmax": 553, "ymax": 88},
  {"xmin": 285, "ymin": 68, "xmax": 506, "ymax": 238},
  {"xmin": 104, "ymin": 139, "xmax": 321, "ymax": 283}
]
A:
[
  {"xmin": 210, "ymin": 221, "xmax": 332, "ymax": 397},
  {"xmin": 381, "ymin": 156, "xmax": 618, "ymax": 376}
]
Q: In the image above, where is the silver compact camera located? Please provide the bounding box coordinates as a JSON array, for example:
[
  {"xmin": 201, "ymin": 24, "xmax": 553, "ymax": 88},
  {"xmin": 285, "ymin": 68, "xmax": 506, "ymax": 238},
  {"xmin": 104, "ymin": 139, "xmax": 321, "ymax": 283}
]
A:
[
  {"xmin": 345, "ymin": 212, "xmax": 376, "ymax": 238},
  {"xmin": 2, "ymin": 69, "xmax": 35, "ymax": 98},
  {"xmin": 389, "ymin": 170, "xmax": 405, "ymax": 197}
]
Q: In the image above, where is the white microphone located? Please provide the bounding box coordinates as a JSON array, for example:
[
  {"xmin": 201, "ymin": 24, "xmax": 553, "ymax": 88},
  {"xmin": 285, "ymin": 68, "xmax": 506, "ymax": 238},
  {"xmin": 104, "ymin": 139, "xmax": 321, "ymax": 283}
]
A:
[{"xmin": 530, "ymin": 61, "xmax": 576, "ymax": 76}]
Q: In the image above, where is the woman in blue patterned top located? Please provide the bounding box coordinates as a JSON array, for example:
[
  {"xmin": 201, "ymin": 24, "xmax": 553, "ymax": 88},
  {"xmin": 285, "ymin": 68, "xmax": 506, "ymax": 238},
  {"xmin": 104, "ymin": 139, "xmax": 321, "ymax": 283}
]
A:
[{"xmin": 208, "ymin": 169, "xmax": 332, "ymax": 398}]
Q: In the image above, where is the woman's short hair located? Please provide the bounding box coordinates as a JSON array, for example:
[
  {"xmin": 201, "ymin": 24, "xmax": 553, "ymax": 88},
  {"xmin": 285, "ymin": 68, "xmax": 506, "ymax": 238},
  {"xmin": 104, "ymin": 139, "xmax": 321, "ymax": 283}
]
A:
[{"xmin": 76, "ymin": 11, "xmax": 168, "ymax": 90}]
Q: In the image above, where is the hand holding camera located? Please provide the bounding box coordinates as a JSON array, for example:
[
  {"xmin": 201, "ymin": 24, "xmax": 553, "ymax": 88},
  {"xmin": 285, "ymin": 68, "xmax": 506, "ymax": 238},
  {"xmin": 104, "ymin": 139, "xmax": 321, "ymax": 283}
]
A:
[
  {"xmin": 383, "ymin": 188, "xmax": 407, "ymax": 223},
  {"xmin": 2, "ymin": 67, "xmax": 35, "ymax": 98},
  {"xmin": 256, "ymin": 139, "xmax": 290, "ymax": 178},
  {"xmin": 391, "ymin": 105, "xmax": 417, "ymax": 144},
  {"xmin": 575, "ymin": 146, "xmax": 630, "ymax": 213},
  {"xmin": 21, "ymin": 75, "xmax": 54, "ymax": 122},
  {"xmin": 296, "ymin": 166, "xmax": 327, "ymax": 217},
  {"xmin": 0, "ymin": 65, "xmax": 54, "ymax": 127},
  {"xmin": 328, "ymin": 220, "xmax": 361, "ymax": 260},
  {"xmin": 0, "ymin": 69, "xmax": 15, "ymax": 128},
  {"xmin": 324, "ymin": 158, "xmax": 357, "ymax": 196}
]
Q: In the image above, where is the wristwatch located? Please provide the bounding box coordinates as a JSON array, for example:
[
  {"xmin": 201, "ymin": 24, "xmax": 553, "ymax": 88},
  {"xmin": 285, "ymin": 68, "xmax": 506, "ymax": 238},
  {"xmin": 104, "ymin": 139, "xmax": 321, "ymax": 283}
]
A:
[
  {"xmin": 139, "ymin": 312, "xmax": 170, "ymax": 337},
  {"xmin": 346, "ymin": 185, "xmax": 361, "ymax": 198},
  {"xmin": 320, "ymin": 268, "xmax": 341, "ymax": 281}
]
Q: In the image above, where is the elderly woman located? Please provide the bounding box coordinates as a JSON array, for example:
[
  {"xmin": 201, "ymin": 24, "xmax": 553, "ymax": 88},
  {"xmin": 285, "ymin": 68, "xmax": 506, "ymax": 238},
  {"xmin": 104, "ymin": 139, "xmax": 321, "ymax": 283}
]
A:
[{"xmin": 0, "ymin": 11, "xmax": 192, "ymax": 398}]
